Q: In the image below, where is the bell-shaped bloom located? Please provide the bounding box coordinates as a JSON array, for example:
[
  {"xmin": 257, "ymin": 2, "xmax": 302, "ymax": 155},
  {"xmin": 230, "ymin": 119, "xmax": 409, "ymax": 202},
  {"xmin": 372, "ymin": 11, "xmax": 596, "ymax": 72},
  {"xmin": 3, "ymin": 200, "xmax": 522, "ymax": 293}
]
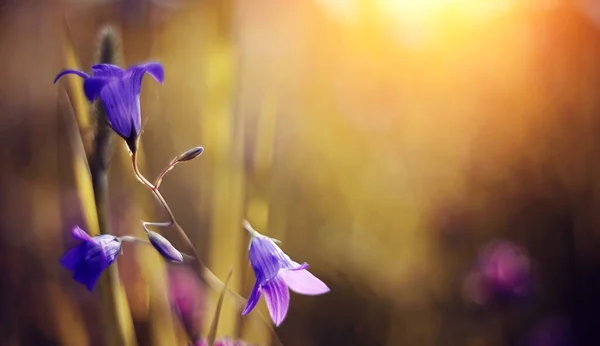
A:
[
  {"xmin": 60, "ymin": 226, "xmax": 122, "ymax": 291},
  {"xmin": 53, "ymin": 62, "xmax": 165, "ymax": 152},
  {"xmin": 147, "ymin": 230, "xmax": 183, "ymax": 263},
  {"xmin": 241, "ymin": 223, "xmax": 330, "ymax": 326}
]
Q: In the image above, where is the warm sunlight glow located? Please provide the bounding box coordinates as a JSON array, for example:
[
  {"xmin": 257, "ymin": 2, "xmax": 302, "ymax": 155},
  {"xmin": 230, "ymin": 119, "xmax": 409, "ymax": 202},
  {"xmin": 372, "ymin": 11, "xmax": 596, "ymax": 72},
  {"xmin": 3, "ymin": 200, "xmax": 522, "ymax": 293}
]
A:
[
  {"xmin": 316, "ymin": 0, "xmax": 359, "ymax": 25},
  {"xmin": 374, "ymin": 0, "xmax": 525, "ymax": 21},
  {"xmin": 316, "ymin": 0, "xmax": 531, "ymax": 46},
  {"xmin": 318, "ymin": 0, "xmax": 533, "ymax": 24}
]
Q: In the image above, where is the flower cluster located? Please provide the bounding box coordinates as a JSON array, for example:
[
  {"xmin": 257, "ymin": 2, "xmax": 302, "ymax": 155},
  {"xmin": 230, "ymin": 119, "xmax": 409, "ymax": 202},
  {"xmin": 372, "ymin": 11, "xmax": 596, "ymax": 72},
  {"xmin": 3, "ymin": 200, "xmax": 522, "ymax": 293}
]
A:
[{"xmin": 55, "ymin": 61, "xmax": 329, "ymax": 330}]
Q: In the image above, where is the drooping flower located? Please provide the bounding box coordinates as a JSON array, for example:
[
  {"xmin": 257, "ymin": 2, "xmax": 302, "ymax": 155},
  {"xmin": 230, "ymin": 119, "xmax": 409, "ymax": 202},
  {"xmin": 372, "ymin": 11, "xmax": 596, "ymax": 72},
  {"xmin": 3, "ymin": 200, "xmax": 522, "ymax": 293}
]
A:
[
  {"xmin": 241, "ymin": 221, "xmax": 330, "ymax": 326},
  {"xmin": 146, "ymin": 230, "xmax": 183, "ymax": 263},
  {"xmin": 53, "ymin": 62, "xmax": 165, "ymax": 152},
  {"xmin": 60, "ymin": 226, "xmax": 122, "ymax": 291}
]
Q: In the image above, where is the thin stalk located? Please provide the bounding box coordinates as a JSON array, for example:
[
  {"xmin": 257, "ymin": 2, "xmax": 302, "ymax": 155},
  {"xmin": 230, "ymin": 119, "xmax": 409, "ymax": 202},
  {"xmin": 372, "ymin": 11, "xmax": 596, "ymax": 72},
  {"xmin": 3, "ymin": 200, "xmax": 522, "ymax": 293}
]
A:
[
  {"xmin": 131, "ymin": 144, "xmax": 283, "ymax": 344},
  {"xmin": 90, "ymin": 104, "xmax": 136, "ymax": 346},
  {"xmin": 154, "ymin": 160, "xmax": 178, "ymax": 188},
  {"xmin": 132, "ymin": 152, "xmax": 198, "ymax": 258}
]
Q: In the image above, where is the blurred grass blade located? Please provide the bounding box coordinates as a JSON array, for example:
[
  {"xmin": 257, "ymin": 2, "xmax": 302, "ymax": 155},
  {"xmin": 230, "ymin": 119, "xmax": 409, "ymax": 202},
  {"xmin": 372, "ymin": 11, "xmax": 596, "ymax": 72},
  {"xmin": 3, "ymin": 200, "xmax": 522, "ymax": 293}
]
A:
[
  {"xmin": 207, "ymin": 268, "xmax": 233, "ymax": 346},
  {"xmin": 240, "ymin": 94, "xmax": 281, "ymax": 346},
  {"xmin": 61, "ymin": 16, "xmax": 94, "ymax": 156},
  {"xmin": 199, "ymin": 0, "xmax": 244, "ymax": 339},
  {"xmin": 57, "ymin": 90, "xmax": 99, "ymax": 235}
]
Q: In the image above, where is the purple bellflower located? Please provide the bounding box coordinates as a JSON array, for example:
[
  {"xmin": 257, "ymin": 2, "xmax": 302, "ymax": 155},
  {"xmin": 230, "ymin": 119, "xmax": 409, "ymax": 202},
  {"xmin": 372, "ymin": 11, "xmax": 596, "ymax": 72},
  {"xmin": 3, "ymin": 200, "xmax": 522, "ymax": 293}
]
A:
[
  {"xmin": 53, "ymin": 62, "xmax": 165, "ymax": 152},
  {"xmin": 60, "ymin": 226, "xmax": 122, "ymax": 291},
  {"xmin": 241, "ymin": 221, "xmax": 330, "ymax": 326}
]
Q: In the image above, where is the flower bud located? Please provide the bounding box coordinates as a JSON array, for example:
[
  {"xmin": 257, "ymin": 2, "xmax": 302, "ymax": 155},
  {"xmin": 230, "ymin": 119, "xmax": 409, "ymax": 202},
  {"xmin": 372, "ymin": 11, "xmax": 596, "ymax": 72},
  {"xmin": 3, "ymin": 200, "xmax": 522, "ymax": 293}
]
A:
[
  {"xmin": 147, "ymin": 231, "xmax": 184, "ymax": 263},
  {"xmin": 176, "ymin": 146, "xmax": 204, "ymax": 162}
]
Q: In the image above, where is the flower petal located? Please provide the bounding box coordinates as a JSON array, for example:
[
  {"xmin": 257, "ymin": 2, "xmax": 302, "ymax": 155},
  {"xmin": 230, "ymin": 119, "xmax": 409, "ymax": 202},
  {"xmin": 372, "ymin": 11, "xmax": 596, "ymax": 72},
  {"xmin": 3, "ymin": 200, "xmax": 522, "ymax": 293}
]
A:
[
  {"xmin": 73, "ymin": 264, "xmax": 104, "ymax": 291},
  {"xmin": 53, "ymin": 69, "xmax": 90, "ymax": 84},
  {"xmin": 287, "ymin": 261, "xmax": 309, "ymax": 271},
  {"xmin": 279, "ymin": 269, "xmax": 330, "ymax": 296},
  {"xmin": 85, "ymin": 271, "xmax": 103, "ymax": 291},
  {"xmin": 71, "ymin": 226, "xmax": 92, "ymax": 242},
  {"xmin": 60, "ymin": 245, "xmax": 84, "ymax": 271},
  {"xmin": 99, "ymin": 79, "xmax": 141, "ymax": 141},
  {"xmin": 248, "ymin": 236, "xmax": 285, "ymax": 285},
  {"xmin": 261, "ymin": 276, "xmax": 290, "ymax": 326},
  {"xmin": 241, "ymin": 282, "xmax": 262, "ymax": 316},
  {"xmin": 91, "ymin": 64, "xmax": 124, "ymax": 78},
  {"xmin": 95, "ymin": 235, "xmax": 121, "ymax": 264},
  {"xmin": 83, "ymin": 77, "xmax": 110, "ymax": 102},
  {"xmin": 119, "ymin": 62, "xmax": 164, "ymax": 140},
  {"xmin": 127, "ymin": 62, "xmax": 165, "ymax": 93},
  {"xmin": 72, "ymin": 242, "xmax": 109, "ymax": 290}
]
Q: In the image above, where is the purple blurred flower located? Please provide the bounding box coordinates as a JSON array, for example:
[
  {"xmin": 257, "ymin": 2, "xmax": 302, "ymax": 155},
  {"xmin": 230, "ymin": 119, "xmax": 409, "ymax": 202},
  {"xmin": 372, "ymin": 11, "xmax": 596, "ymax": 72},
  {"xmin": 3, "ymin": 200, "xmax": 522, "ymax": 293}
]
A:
[
  {"xmin": 526, "ymin": 316, "xmax": 573, "ymax": 346},
  {"xmin": 192, "ymin": 337, "xmax": 256, "ymax": 346},
  {"xmin": 463, "ymin": 240, "xmax": 533, "ymax": 306},
  {"xmin": 53, "ymin": 62, "xmax": 164, "ymax": 152},
  {"xmin": 146, "ymin": 230, "xmax": 183, "ymax": 263},
  {"xmin": 168, "ymin": 265, "xmax": 205, "ymax": 341},
  {"xmin": 242, "ymin": 221, "xmax": 330, "ymax": 326},
  {"xmin": 60, "ymin": 226, "xmax": 122, "ymax": 291}
]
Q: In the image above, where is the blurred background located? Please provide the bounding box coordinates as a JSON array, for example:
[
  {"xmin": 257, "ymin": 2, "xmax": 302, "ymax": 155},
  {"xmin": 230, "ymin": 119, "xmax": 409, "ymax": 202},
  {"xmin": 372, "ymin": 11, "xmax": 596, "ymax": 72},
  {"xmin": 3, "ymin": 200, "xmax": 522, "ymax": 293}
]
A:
[{"xmin": 2, "ymin": 0, "xmax": 600, "ymax": 345}]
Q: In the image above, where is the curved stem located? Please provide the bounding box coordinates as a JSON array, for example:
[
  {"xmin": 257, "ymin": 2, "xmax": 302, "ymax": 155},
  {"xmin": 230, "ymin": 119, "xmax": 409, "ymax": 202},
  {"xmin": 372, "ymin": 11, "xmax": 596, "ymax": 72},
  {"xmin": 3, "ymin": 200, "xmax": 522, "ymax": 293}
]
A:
[
  {"xmin": 131, "ymin": 153, "xmax": 155, "ymax": 189},
  {"xmin": 131, "ymin": 151, "xmax": 247, "ymax": 305},
  {"xmin": 132, "ymin": 152, "xmax": 199, "ymax": 257},
  {"xmin": 118, "ymin": 236, "xmax": 150, "ymax": 245},
  {"xmin": 130, "ymin": 147, "xmax": 285, "ymax": 345},
  {"xmin": 142, "ymin": 221, "xmax": 172, "ymax": 231},
  {"xmin": 154, "ymin": 160, "xmax": 178, "ymax": 189}
]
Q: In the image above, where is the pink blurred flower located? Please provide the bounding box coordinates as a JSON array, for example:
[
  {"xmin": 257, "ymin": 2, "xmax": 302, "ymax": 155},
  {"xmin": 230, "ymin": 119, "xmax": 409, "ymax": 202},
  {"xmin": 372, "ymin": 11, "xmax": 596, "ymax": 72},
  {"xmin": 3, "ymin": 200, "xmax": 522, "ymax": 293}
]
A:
[
  {"xmin": 192, "ymin": 337, "xmax": 256, "ymax": 346},
  {"xmin": 463, "ymin": 240, "xmax": 533, "ymax": 306},
  {"xmin": 168, "ymin": 265, "xmax": 206, "ymax": 341}
]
